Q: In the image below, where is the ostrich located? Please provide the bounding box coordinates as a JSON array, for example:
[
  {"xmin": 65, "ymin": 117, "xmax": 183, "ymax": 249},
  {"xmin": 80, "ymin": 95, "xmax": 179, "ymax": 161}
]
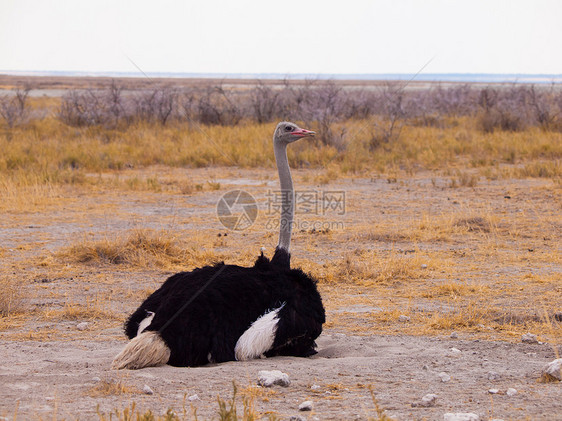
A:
[{"xmin": 112, "ymin": 122, "xmax": 325, "ymax": 369}]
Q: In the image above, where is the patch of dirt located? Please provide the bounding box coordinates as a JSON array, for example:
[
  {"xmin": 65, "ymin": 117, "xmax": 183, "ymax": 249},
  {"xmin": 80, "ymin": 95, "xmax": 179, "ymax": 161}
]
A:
[{"xmin": 0, "ymin": 334, "xmax": 560, "ymax": 420}]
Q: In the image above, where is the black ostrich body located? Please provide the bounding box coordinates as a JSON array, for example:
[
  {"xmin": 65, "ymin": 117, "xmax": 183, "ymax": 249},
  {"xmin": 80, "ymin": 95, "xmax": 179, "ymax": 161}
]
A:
[{"xmin": 124, "ymin": 248, "xmax": 325, "ymax": 367}]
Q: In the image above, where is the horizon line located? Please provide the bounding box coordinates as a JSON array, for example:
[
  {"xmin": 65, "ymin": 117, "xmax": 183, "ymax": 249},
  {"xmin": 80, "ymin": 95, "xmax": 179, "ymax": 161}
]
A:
[{"xmin": 1, "ymin": 70, "xmax": 562, "ymax": 84}]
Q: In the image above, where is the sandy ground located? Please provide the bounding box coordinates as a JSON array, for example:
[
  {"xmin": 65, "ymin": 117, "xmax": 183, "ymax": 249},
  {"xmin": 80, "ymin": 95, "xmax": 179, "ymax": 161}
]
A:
[
  {"xmin": 1, "ymin": 333, "xmax": 560, "ymax": 420},
  {"xmin": 1, "ymin": 169, "xmax": 561, "ymax": 420}
]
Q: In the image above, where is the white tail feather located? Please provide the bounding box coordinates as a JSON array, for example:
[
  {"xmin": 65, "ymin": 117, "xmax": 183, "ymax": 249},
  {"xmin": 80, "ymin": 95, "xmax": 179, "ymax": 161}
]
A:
[
  {"xmin": 235, "ymin": 305, "xmax": 283, "ymax": 361},
  {"xmin": 137, "ymin": 312, "xmax": 155, "ymax": 336},
  {"xmin": 112, "ymin": 331, "xmax": 170, "ymax": 370}
]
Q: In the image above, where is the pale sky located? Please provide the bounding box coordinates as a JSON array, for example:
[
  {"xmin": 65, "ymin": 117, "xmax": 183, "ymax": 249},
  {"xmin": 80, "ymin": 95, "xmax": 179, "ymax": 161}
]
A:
[{"xmin": 1, "ymin": 0, "xmax": 561, "ymax": 75}]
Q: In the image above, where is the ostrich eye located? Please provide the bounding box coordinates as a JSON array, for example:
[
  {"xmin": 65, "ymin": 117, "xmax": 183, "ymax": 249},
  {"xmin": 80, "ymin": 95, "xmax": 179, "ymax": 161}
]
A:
[{"xmin": 285, "ymin": 126, "xmax": 293, "ymax": 132}]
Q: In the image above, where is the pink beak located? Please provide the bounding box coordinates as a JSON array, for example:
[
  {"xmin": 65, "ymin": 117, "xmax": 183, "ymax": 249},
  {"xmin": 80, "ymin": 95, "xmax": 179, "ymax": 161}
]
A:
[{"xmin": 291, "ymin": 128, "xmax": 316, "ymax": 137}]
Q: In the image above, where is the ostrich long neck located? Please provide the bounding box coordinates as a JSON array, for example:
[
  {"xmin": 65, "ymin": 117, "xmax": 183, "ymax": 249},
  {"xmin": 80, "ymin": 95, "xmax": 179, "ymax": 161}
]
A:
[{"xmin": 274, "ymin": 140, "xmax": 294, "ymax": 252}]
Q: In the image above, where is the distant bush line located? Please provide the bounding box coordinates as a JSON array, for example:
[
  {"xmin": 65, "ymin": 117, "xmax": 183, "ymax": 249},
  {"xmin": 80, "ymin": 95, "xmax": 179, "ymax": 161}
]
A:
[{"xmin": 2, "ymin": 81, "xmax": 562, "ymax": 149}]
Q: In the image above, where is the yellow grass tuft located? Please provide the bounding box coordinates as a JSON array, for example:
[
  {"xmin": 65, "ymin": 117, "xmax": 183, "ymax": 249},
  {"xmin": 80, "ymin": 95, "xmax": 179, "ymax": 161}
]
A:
[
  {"xmin": 87, "ymin": 380, "xmax": 139, "ymax": 397},
  {"xmin": 216, "ymin": 381, "xmax": 264, "ymax": 421},
  {"xmin": 57, "ymin": 229, "xmax": 219, "ymax": 269},
  {"xmin": 368, "ymin": 386, "xmax": 395, "ymax": 421},
  {"xmin": 96, "ymin": 403, "xmax": 183, "ymax": 421},
  {"xmin": 0, "ymin": 275, "xmax": 25, "ymax": 316},
  {"xmin": 320, "ymin": 249, "xmax": 431, "ymax": 286},
  {"xmin": 422, "ymin": 281, "xmax": 490, "ymax": 298},
  {"xmin": 42, "ymin": 296, "xmax": 120, "ymax": 322},
  {"xmin": 424, "ymin": 302, "xmax": 491, "ymax": 331},
  {"xmin": 238, "ymin": 385, "xmax": 278, "ymax": 403}
]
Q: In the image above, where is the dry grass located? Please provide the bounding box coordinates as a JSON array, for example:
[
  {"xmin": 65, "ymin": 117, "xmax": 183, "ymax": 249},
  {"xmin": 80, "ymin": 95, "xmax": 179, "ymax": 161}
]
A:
[
  {"xmin": 317, "ymin": 249, "xmax": 437, "ymax": 286},
  {"xmin": 238, "ymin": 385, "xmax": 278, "ymax": 403},
  {"xmin": 97, "ymin": 404, "xmax": 184, "ymax": 421},
  {"xmin": 42, "ymin": 296, "xmax": 121, "ymax": 322},
  {"xmin": 0, "ymin": 176, "xmax": 65, "ymax": 212},
  {"xmin": 0, "ymin": 117, "xmax": 561, "ymax": 195},
  {"xmin": 87, "ymin": 380, "xmax": 139, "ymax": 397},
  {"xmin": 422, "ymin": 281, "xmax": 490, "ymax": 298},
  {"xmin": 0, "ymin": 276, "xmax": 25, "ymax": 316},
  {"xmin": 56, "ymin": 229, "xmax": 220, "ymax": 270},
  {"xmin": 94, "ymin": 384, "xmax": 275, "ymax": 421},
  {"xmin": 368, "ymin": 386, "xmax": 396, "ymax": 421},
  {"xmin": 423, "ymin": 301, "xmax": 493, "ymax": 331},
  {"xmin": 216, "ymin": 382, "xmax": 271, "ymax": 421}
]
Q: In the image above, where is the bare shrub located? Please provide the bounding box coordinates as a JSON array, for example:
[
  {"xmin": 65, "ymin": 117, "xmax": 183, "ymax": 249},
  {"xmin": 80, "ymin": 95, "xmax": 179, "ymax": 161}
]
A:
[
  {"xmin": 131, "ymin": 87, "xmax": 177, "ymax": 125},
  {"xmin": 48, "ymin": 79, "xmax": 562, "ymax": 136},
  {"xmin": 58, "ymin": 90, "xmax": 105, "ymax": 127},
  {"xmin": 179, "ymin": 87, "xmax": 199, "ymax": 125},
  {"xmin": 250, "ymin": 82, "xmax": 281, "ymax": 123},
  {"xmin": 104, "ymin": 80, "xmax": 129, "ymax": 127},
  {"xmin": 58, "ymin": 85, "xmax": 131, "ymax": 128},
  {"xmin": 58, "ymin": 82, "xmax": 178, "ymax": 127},
  {"xmin": 0, "ymin": 87, "xmax": 31, "ymax": 128},
  {"xmin": 280, "ymin": 79, "xmax": 318, "ymax": 121},
  {"xmin": 477, "ymin": 86, "xmax": 533, "ymax": 133},
  {"xmin": 529, "ymin": 85, "xmax": 562, "ymax": 131},
  {"xmin": 188, "ymin": 85, "xmax": 243, "ymax": 126},
  {"xmin": 369, "ymin": 84, "xmax": 406, "ymax": 149},
  {"xmin": 432, "ymin": 84, "xmax": 476, "ymax": 116},
  {"xmin": 196, "ymin": 87, "xmax": 223, "ymax": 125},
  {"xmin": 303, "ymin": 82, "xmax": 348, "ymax": 150}
]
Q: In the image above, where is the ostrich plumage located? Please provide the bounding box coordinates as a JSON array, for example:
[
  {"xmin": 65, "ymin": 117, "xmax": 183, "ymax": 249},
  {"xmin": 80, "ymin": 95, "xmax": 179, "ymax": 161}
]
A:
[{"xmin": 112, "ymin": 122, "xmax": 325, "ymax": 369}]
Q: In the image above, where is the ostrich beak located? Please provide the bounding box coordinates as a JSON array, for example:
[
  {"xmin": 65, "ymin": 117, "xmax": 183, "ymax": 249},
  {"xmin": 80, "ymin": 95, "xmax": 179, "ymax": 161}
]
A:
[{"xmin": 291, "ymin": 129, "xmax": 316, "ymax": 137}]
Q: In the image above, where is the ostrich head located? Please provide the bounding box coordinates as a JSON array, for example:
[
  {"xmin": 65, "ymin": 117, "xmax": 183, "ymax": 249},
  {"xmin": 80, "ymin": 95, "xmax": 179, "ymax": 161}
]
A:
[{"xmin": 274, "ymin": 121, "xmax": 315, "ymax": 144}]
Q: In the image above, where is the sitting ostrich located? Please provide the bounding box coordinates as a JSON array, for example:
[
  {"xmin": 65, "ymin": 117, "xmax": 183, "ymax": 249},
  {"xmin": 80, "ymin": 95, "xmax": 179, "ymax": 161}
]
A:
[{"xmin": 112, "ymin": 122, "xmax": 325, "ymax": 369}]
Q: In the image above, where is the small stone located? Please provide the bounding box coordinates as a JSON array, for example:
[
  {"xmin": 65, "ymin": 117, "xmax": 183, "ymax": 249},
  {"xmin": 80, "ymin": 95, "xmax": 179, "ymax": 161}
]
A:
[
  {"xmin": 398, "ymin": 315, "xmax": 411, "ymax": 322},
  {"xmin": 421, "ymin": 393, "xmax": 437, "ymax": 406},
  {"xmin": 438, "ymin": 372, "xmax": 451, "ymax": 382},
  {"xmin": 487, "ymin": 371, "xmax": 501, "ymax": 381},
  {"xmin": 443, "ymin": 413, "xmax": 480, "ymax": 421},
  {"xmin": 188, "ymin": 394, "xmax": 200, "ymax": 401},
  {"xmin": 77, "ymin": 322, "xmax": 89, "ymax": 331},
  {"xmin": 92, "ymin": 377, "xmax": 101, "ymax": 382},
  {"xmin": 488, "ymin": 388, "xmax": 499, "ymax": 394},
  {"xmin": 142, "ymin": 385, "xmax": 154, "ymax": 395},
  {"xmin": 450, "ymin": 332, "xmax": 458, "ymax": 339},
  {"xmin": 450, "ymin": 347, "xmax": 461, "ymax": 354},
  {"xmin": 311, "ymin": 384, "xmax": 321, "ymax": 390},
  {"xmin": 258, "ymin": 370, "xmax": 290, "ymax": 387},
  {"xmin": 422, "ymin": 365, "xmax": 429, "ymax": 370},
  {"xmin": 521, "ymin": 333, "xmax": 538, "ymax": 344},
  {"xmin": 421, "ymin": 264, "xmax": 428, "ymax": 269},
  {"xmin": 289, "ymin": 417, "xmax": 306, "ymax": 421},
  {"xmin": 412, "ymin": 393, "xmax": 437, "ymax": 407},
  {"xmin": 541, "ymin": 358, "xmax": 562, "ymax": 381},
  {"xmin": 298, "ymin": 400, "xmax": 313, "ymax": 411},
  {"xmin": 506, "ymin": 388, "xmax": 517, "ymax": 396}
]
